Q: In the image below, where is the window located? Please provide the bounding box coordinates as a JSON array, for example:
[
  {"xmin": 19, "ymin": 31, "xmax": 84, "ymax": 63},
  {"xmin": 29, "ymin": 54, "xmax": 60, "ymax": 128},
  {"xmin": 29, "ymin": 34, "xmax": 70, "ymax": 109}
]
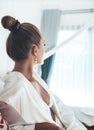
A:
[{"xmin": 49, "ymin": 27, "xmax": 94, "ymax": 107}]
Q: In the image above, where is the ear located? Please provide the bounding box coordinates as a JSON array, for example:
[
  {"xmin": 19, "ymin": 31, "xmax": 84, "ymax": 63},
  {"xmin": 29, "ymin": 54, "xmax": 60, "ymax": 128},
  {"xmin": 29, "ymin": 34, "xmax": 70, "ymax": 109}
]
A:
[{"xmin": 31, "ymin": 45, "xmax": 39, "ymax": 56}]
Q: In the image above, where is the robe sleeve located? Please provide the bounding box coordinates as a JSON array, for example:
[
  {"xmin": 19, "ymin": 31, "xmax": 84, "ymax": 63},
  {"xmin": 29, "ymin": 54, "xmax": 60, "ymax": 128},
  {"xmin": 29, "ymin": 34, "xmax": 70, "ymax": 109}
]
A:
[{"xmin": 0, "ymin": 80, "xmax": 36, "ymax": 130}]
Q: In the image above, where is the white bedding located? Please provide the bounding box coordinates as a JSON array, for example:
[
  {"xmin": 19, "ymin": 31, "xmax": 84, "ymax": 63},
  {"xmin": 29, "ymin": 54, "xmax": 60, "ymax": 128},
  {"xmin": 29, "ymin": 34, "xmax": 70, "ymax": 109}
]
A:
[
  {"xmin": 68, "ymin": 106, "xmax": 94, "ymax": 126},
  {"xmin": 81, "ymin": 107, "xmax": 94, "ymax": 116}
]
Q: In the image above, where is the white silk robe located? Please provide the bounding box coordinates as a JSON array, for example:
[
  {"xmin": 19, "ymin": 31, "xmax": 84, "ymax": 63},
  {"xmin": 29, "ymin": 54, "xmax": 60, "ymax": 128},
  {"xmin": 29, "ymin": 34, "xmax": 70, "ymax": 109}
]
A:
[{"xmin": 0, "ymin": 71, "xmax": 87, "ymax": 130}]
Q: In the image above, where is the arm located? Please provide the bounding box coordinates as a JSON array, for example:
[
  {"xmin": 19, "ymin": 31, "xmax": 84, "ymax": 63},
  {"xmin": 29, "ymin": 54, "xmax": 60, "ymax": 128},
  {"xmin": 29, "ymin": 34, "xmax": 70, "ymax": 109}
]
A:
[{"xmin": 35, "ymin": 122, "xmax": 63, "ymax": 130}]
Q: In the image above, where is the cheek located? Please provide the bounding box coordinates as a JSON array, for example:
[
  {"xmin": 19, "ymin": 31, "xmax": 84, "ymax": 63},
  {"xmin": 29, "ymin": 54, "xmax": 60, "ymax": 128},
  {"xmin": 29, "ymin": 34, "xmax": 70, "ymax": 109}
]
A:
[
  {"xmin": 42, "ymin": 48, "xmax": 45, "ymax": 55},
  {"xmin": 40, "ymin": 49, "xmax": 44, "ymax": 59},
  {"xmin": 37, "ymin": 48, "xmax": 45, "ymax": 64},
  {"xmin": 40, "ymin": 48, "xmax": 45, "ymax": 56}
]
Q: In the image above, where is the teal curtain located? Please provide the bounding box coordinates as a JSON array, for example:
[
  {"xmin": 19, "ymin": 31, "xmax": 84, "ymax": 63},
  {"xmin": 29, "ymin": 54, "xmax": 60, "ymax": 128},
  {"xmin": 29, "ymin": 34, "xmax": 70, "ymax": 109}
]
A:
[{"xmin": 40, "ymin": 9, "xmax": 62, "ymax": 84}]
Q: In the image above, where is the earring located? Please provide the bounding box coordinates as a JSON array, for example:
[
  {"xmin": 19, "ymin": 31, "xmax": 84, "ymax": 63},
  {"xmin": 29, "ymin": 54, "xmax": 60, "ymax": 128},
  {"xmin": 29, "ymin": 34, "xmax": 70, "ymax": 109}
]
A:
[{"xmin": 34, "ymin": 57, "xmax": 37, "ymax": 64}]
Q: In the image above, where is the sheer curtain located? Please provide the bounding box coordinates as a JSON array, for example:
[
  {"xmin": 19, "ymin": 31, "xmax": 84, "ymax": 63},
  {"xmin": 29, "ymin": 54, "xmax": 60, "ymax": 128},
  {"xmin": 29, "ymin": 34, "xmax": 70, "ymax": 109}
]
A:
[
  {"xmin": 40, "ymin": 9, "xmax": 62, "ymax": 84},
  {"xmin": 49, "ymin": 25, "xmax": 94, "ymax": 107}
]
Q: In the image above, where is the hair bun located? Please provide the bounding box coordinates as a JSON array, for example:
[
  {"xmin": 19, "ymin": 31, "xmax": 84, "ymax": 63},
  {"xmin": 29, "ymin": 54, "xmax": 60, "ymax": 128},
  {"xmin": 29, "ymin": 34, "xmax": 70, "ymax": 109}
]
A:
[{"xmin": 1, "ymin": 16, "xmax": 20, "ymax": 31}]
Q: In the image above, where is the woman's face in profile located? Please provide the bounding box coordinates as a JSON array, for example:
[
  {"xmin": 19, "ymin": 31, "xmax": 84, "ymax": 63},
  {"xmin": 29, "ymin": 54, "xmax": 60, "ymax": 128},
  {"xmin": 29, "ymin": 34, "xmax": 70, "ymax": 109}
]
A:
[{"xmin": 37, "ymin": 37, "xmax": 45, "ymax": 65}]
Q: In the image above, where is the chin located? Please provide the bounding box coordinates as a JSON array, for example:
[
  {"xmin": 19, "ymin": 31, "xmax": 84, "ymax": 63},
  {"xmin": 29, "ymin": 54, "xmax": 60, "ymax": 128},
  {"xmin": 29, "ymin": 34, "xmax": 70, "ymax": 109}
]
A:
[{"xmin": 38, "ymin": 60, "xmax": 44, "ymax": 65}]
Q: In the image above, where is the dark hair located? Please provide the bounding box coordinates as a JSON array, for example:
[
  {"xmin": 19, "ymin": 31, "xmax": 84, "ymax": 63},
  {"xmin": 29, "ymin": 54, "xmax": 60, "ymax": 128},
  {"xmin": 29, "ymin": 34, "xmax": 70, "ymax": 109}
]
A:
[{"xmin": 1, "ymin": 16, "xmax": 41, "ymax": 61}]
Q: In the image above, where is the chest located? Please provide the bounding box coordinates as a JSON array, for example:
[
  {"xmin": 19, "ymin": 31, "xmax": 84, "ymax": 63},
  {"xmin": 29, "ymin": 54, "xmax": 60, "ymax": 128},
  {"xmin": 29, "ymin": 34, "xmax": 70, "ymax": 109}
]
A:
[{"xmin": 31, "ymin": 80, "xmax": 50, "ymax": 105}]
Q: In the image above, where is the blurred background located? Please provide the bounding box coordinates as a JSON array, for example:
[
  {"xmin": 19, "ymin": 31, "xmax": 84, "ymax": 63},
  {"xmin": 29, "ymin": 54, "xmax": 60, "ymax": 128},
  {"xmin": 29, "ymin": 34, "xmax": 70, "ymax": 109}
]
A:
[{"xmin": 0, "ymin": 0, "xmax": 94, "ymax": 107}]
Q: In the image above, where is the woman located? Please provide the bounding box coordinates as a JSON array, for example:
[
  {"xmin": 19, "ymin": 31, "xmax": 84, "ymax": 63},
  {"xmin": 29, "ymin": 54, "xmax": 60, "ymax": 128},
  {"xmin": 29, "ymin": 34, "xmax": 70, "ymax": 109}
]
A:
[{"xmin": 0, "ymin": 16, "xmax": 87, "ymax": 130}]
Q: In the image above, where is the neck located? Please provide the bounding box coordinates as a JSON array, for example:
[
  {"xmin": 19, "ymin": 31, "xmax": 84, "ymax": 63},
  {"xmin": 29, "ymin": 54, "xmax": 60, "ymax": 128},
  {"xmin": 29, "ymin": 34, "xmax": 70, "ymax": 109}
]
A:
[{"xmin": 13, "ymin": 60, "xmax": 35, "ymax": 80}]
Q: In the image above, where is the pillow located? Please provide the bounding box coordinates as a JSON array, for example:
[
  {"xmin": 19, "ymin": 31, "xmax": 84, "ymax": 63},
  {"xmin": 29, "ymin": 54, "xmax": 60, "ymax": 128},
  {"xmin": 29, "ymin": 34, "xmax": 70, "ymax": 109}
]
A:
[{"xmin": 0, "ymin": 101, "xmax": 26, "ymax": 125}]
